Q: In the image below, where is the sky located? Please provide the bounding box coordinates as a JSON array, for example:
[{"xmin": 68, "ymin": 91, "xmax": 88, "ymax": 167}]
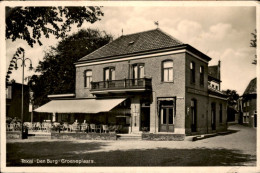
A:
[{"xmin": 5, "ymin": 5, "xmax": 256, "ymax": 95}]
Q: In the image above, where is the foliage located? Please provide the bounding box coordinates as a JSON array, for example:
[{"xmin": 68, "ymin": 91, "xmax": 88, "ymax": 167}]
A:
[
  {"xmin": 28, "ymin": 29, "xmax": 112, "ymax": 105},
  {"xmin": 250, "ymin": 29, "xmax": 257, "ymax": 65},
  {"xmin": 6, "ymin": 6, "xmax": 103, "ymax": 47},
  {"xmin": 223, "ymin": 89, "xmax": 240, "ymax": 106}
]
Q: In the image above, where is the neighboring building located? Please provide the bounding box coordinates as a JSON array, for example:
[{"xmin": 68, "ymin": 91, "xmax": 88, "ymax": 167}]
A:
[
  {"xmin": 36, "ymin": 29, "xmax": 228, "ymax": 135},
  {"xmin": 6, "ymin": 81, "xmax": 31, "ymax": 122},
  {"xmin": 239, "ymin": 78, "xmax": 257, "ymax": 127}
]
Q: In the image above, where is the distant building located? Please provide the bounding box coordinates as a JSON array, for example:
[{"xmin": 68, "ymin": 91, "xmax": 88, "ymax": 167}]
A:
[
  {"xmin": 239, "ymin": 78, "xmax": 257, "ymax": 127},
  {"xmin": 6, "ymin": 81, "xmax": 31, "ymax": 122}
]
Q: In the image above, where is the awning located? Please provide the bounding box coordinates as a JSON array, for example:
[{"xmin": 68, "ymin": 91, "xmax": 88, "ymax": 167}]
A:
[{"xmin": 34, "ymin": 98, "xmax": 126, "ymax": 113}]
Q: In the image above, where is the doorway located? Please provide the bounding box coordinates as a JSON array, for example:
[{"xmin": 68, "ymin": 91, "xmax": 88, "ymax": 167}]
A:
[
  {"xmin": 211, "ymin": 103, "xmax": 216, "ymax": 130},
  {"xmin": 191, "ymin": 99, "xmax": 197, "ymax": 132},
  {"xmin": 159, "ymin": 100, "xmax": 174, "ymax": 132}
]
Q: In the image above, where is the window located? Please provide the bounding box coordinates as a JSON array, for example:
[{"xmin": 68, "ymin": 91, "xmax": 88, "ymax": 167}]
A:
[
  {"xmin": 190, "ymin": 62, "xmax": 195, "ymax": 84},
  {"xmin": 162, "ymin": 60, "xmax": 173, "ymax": 82},
  {"xmin": 219, "ymin": 104, "xmax": 223, "ymax": 123},
  {"xmin": 84, "ymin": 70, "xmax": 92, "ymax": 88},
  {"xmin": 247, "ymin": 101, "xmax": 250, "ymax": 106},
  {"xmin": 6, "ymin": 86, "xmax": 12, "ymax": 99},
  {"xmin": 132, "ymin": 63, "xmax": 145, "ymax": 79},
  {"xmin": 216, "ymin": 85, "xmax": 218, "ymax": 90},
  {"xmin": 243, "ymin": 102, "xmax": 246, "ymax": 107},
  {"xmin": 104, "ymin": 67, "xmax": 115, "ymax": 81},
  {"xmin": 200, "ymin": 66, "xmax": 204, "ymax": 86},
  {"xmin": 243, "ymin": 112, "xmax": 249, "ymax": 123}
]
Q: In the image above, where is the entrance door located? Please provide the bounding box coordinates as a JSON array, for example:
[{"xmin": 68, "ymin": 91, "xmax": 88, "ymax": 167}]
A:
[
  {"xmin": 160, "ymin": 105, "xmax": 174, "ymax": 132},
  {"xmin": 254, "ymin": 113, "xmax": 257, "ymax": 127},
  {"xmin": 191, "ymin": 99, "xmax": 197, "ymax": 132},
  {"xmin": 211, "ymin": 103, "xmax": 216, "ymax": 130}
]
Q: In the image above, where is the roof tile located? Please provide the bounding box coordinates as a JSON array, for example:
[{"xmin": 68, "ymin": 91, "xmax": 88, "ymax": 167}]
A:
[{"xmin": 78, "ymin": 29, "xmax": 184, "ymax": 62}]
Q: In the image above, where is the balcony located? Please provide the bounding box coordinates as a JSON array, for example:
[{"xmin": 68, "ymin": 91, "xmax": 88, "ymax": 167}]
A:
[{"xmin": 90, "ymin": 78, "xmax": 152, "ymax": 94}]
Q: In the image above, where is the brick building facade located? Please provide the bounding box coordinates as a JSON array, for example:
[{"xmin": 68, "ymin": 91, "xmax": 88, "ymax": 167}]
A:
[
  {"xmin": 239, "ymin": 78, "xmax": 257, "ymax": 128},
  {"xmin": 36, "ymin": 29, "xmax": 228, "ymax": 135}
]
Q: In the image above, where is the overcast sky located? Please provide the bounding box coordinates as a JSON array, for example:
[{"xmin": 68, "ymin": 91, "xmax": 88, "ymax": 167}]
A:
[{"xmin": 5, "ymin": 5, "xmax": 256, "ymax": 95}]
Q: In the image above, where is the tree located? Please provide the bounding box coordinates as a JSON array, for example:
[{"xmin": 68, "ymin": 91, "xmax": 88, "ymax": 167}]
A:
[
  {"xmin": 28, "ymin": 28, "xmax": 112, "ymax": 106},
  {"xmin": 6, "ymin": 7, "xmax": 103, "ymax": 47},
  {"xmin": 250, "ymin": 29, "xmax": 257, "ymax": 65},
  {"xmin": 224, "ymin": 89, "xmax": 240, "ymax": 106}
]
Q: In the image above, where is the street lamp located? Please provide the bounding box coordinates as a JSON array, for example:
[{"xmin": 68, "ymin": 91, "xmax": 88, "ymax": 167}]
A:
[{"xmin": 14, "ymin": 48, "xmax": 33, "ymax": 139}]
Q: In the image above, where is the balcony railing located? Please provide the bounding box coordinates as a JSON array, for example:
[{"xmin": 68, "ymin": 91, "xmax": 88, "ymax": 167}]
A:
[{"xmin": 90, "ymin": 78, "xmax": 152, "ymax": 92}]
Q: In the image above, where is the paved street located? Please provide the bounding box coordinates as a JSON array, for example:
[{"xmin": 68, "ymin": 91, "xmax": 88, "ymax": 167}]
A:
[{"xmin": 7, "ymin": 124, "xmax": 256, "ymax": 166}]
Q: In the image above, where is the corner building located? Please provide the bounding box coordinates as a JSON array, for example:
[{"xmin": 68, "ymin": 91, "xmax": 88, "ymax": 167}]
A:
[{"xmin": 74, "ymin": 29, "xmax": 228, "ymax": 135}]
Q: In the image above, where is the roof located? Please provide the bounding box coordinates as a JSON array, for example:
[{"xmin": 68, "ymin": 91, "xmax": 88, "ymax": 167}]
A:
[
  {"xmin": 208, "ymin": 86, "xmax": 227, "ymax": 98},
  {"xmin": 208, "ymin": 65, "xmax": 220, "ymax": 81},
  {"xmin": 78, "ymin": 29, "xmax": 184, "ymax": 62},
  {"xmin": 243, "ymin": 78, "xmax": 257, "ymax": 95}
]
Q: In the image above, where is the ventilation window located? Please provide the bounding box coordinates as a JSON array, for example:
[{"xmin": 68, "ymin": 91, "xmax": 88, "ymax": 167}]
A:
[{"xmin": 129, "ymin": 41, "xmax": 135, "ymax": 44}]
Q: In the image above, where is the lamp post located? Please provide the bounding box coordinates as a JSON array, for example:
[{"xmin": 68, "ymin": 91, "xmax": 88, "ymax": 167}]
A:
[{"xmin": 14, "ymin": 49, "xmax": 33, "ymax": 139}]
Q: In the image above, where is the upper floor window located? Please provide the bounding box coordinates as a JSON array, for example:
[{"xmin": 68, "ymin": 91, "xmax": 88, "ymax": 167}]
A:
[
  {"xmin": 104, "ymin": 67, "xmax": 115, "ymax": 81},
  {"xmin": 84, "ymin": 70, "xmax": 92, "ymax": 88},
  {"xmin": 132, "ymin": 63, "xmax": 145, "ymax": 79},
  {"xmin": 190, "ymin": 62, "xmax": 195, "ymax": 84},
  {"xmin": 247, "ymin": 101, "xmax": 250, "ymax": 107},
  {"xmin": 200, "ymin": 66, "xmax": 204, "ymax": 86},
  {"xmin": 162, "ymin": 60, "xmax": 173, "ymax": 82}
]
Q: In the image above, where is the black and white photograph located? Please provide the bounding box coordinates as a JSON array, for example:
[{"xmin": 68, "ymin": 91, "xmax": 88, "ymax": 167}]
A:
[{"xmin": 1, "ymin": 1, "xmax": 258, "ymax": 173}]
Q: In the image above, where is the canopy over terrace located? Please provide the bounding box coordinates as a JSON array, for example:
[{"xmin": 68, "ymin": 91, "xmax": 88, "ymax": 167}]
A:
[{"xmin": 34, "ymin": 98, "xmax": 126, "ymax": 114}]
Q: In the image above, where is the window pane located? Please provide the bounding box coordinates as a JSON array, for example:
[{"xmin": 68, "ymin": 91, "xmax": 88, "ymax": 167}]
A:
[
  {"xmin": 139, "ymin": 65, "xmax": 144, "ymax": 78},
  {"xmin": 164, "ymin": 69, "xmax": 168, "ymax": 81},
  {"xmin": 168, "ymin": 108, "xmax": 173, "ymax": 124},
  {"xmin": 111, "ymin": 68, "xmax": 115, "ymax": 80},
  {"xmin": 105, "ymin": 69, "xmax": 109, "ymax": 80},
  {"xmin": 163, "ymin": 61, "xmax": 173, "ymax": 68},
  {"xmin": 86, "ymin": 70, "xmax": 92, "ymax": 76},
  {"xmin": 133, "ymin": 65, "xmax": 138, "ymax": 79},
  {"xmin": 163, "ymin": 108, "xmax": 167, "ymax": 124},
  {"xmin": 168, "ymin": 68, "xmax": 173, "ymax": 81},
  {"xmin": 190, "ymin": 62, "xmax": 193, "ymax": 69}
]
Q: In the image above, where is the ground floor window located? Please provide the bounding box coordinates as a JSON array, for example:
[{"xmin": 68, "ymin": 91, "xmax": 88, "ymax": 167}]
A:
[{"xmin": 243, "ymin": 112, "xmax": 249, "ymax": 123}]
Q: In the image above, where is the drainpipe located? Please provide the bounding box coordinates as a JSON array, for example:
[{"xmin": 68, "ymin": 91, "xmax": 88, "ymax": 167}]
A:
[{"xmin": 152, "ymin": 90, "xmax": 157, "ymax": 133}]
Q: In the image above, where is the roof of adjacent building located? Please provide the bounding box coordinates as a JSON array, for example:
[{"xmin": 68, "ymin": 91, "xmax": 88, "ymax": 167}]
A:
[
  {"xmin": 243, "ymin": 77, "xmax": 257, "ymax": 95},
  {"xmin": 208, "ymin": 65, "xmax": 220, "ymax": 81},
  {"xmin": 77, "ymin": 29, "xmax": 211, "ymax": 63},
  {"xmin": 208, "ymin": 86, "xmax": 227, "ymax": 98}
]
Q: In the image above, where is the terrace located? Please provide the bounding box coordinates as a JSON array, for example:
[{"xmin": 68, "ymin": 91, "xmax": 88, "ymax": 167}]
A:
[{"xmin": 90, "ymin": 78, "xmax": 152, "ymax": 94}]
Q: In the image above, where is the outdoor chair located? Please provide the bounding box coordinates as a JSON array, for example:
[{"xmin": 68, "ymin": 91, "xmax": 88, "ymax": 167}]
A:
[
  {"xmin": 80, "ymin": 124, "xmax": 88, "ymax": 133},
  {"xmin": 102, "ymin": 125, "xmax": 109, "ymax": 133},
  {"xmin": 63, "ymin": 123, "xmax": 69, "ymax": 132},
  {"xmin": 71, "ymin": 124, "xmax": 79, "ymax": 132},
  {"xmin": 6, "ymin": 124, "xmax": 10, "ymax": 131},
  {"xmin": 89, "ymin": 124, "xmax": 96, "ymax": 133}
]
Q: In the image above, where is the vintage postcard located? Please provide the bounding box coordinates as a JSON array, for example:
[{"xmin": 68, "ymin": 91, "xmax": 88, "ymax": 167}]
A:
[{"xmin": 1, "ymin": 1, "xmax": 259, "ymax": 173}]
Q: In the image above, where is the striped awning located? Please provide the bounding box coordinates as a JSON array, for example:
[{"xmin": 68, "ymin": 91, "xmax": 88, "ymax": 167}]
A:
[{"xmin": 34, "ymin": 98, "xmax": 126, "ymax": 113}]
